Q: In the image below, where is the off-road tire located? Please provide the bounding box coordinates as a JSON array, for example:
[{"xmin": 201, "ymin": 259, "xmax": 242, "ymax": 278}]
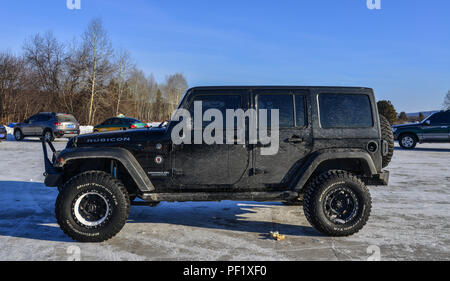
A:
[
  {"xmin": 303, "ymin": 170, "xmax": 372, "ymax": 237},
  {"xmin": 55, "ymin": 171, "xmax": 130, "ymax": 242},
  {"xmin": 14, "ymin": 129, "xmax": 24, "ymax": 141},
  {"xmin": 399, "ymin": 133, "xmax": 417, "ymax": 149},
  {"xmin": 379, "ymin": 115, "xmax": 394, "ymax": 168}
]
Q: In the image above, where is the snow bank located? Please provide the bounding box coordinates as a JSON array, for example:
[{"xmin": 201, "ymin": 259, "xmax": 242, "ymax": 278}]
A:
[{"xmin": 79, "ymin": 126, "xmax": 93, "ymax": 135}]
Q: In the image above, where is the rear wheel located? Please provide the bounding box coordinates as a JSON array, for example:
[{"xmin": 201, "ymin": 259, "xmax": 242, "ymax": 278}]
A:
[
  {"xmin": 303, "ymin": 170, "xmax": 372, "ymax": 237},
  {"xmin": 55, "ymin": 171, "xmax": 130, "ymax": 242},
  {"xmin": 399, "ymin": 133, "xmax": 417, "ymax": 149}
]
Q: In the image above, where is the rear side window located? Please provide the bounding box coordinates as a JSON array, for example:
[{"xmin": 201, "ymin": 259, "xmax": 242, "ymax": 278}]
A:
[
  {"xmin": 57, "ymin": 114, "xmax": 77, "ymax": 123},
  {"xmin": 124, "ymin": 118, "xmax": 141, "ymax": 124},
  {"xmin": 257, "ymin": 94, "xmax": 307, "ymax": 128},
  {"xmin": 319, "ymin": 94, "xmax": 373, "ymax": 128},
  {"xmin": 258, "ymin": 94, "xmax": 294, "ymax": 128},
  {"xmin": 37, "ymin": 115, "xmax": 51, "ymax": 122}
]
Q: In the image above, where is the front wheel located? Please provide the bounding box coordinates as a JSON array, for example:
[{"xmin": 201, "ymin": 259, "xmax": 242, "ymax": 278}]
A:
[
  {"xmin": 14, "ymin": 129, "xmax": 24, "ymax": 141},
  {"xmin": 55, "ymin": 171, "xmax": 130, "ymax": 242},
  {"xmin": 399, "ymin": 134, "xmax": 417, "ymax": 149},
  {"xmin": 43, "ymin": 130, "xmax": 54, "ymax": 142},
  {"xmin": 303, "ymin": 170, "xmax": 372, "ymax": 237}
]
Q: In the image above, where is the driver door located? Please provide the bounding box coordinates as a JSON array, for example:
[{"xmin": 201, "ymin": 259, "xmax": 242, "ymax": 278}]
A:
[
  {"xmin": 172, "ymin": 90, "xmax": 250, "ymax": 187},
  {"xmin": 22, "ymin": 115, "xmax": 38, "ymax": 135}
]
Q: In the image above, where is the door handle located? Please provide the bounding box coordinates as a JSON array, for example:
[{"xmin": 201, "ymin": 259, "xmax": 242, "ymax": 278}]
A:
[{"xmin": 286, "ymin": 136, "xmax": 304, "ymax": 143}]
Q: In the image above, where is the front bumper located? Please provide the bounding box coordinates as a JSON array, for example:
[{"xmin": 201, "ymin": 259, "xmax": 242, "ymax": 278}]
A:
[{"xmin": 42, "ymin": 139, "xmax": 63, "ymax": 187}]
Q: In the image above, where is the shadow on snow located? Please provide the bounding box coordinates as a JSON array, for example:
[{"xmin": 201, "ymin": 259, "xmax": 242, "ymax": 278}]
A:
[{"xmin": 0, "ymin": 181, "xmax": 320, "ymax": 243}]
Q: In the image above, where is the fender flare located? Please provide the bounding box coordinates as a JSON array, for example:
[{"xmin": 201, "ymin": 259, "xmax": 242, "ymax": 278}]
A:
[
  {"xmin": 290, "ymin": 149, "xmax": 377, "ymax": 192},
  {"xmin": 55, "ymin": 147, "xmax": 155, "ymax": 192}
]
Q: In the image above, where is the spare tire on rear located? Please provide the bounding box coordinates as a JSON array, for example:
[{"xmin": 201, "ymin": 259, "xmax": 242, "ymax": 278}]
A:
[{"xmin": 379, "ymin": 115, "xmax": 394, "ymax": 168}]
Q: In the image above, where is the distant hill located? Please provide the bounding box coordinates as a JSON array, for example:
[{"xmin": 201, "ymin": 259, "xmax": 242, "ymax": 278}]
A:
[{"xmin": 404, "ymin": 111, "xmax": 439, "ymax": 118}]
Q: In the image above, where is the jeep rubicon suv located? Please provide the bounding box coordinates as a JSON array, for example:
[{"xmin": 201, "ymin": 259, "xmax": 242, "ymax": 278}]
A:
[{"xmin": 42, "ymin": 86, "xmax": 393, "ymax": 242}]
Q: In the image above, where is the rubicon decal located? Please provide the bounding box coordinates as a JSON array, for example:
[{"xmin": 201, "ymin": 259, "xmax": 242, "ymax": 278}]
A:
[{"xmin": 86, "ymin": 137, "xmax": 131, "ymax": 143}]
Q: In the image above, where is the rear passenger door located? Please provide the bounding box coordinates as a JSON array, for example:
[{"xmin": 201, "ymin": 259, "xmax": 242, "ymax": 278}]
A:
[
  {"xmin": 252, "ymin": 89, "xmax": 312, "ymax": 187},
  {"xmin": 34, "ymin": 114, "xmax": 51, "ymax": 135}
]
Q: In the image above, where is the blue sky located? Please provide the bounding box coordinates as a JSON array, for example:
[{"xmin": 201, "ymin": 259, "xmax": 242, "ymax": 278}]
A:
[{"xmin": 1, "ymin": 0, "xmax": 449, "ymax": 112}]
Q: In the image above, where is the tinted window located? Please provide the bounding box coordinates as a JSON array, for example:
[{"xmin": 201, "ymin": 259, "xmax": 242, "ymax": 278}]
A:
[
  {"xmin": 189, "ymin": 95, "xmax": 241, "ymax": 128},
  {"xmin": 36, "ymin": 115, "xmax": 51, "ymax": 122},
  {"xmin": 295, "ymin": 95, "xmax": 307, "ymax": 127},
  {"xmin": 111, "ymin": 118, "xmax": 123, "ymax": 125},
  {"xmin": 428, "ymin": 112, "xmax": 450, "ymax": 125},
  {"xmin": 56, "ymin": 114, "xmax": 77, "ymax": 123},
  {"xmin": 258, "ymin": 94, "xmax": 294, "ymax": 128},
  {"xmin": 124, "ymin": 118, "xmax": 141, "ymax": 124},
  {"xmin": 29, "ymin": 115, "xmax": 39, "ymax": 122},
  {"xmin": 103, "ymin": 119, "xmax": 113, "ymax": 125},
  {"xmin": 319, "ymin": 94, "xmax": 373, "ymax": 128}
]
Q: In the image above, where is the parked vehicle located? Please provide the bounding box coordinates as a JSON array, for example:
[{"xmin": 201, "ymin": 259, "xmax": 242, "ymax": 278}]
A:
[
  {"xmin": 14, "ymin": 112, "xmax": 79, "ymax": 141},
  {"xmin": 42, "ymin": 86, "xmax": 393, "ymax": 242},
  {"xmin": 0, "ymin": 125, "xmax": 7, "ymax": 141},
  {"xmin": 93, "ymin": 117, "xmax": 149, "ymax": 133},
  {"xmin": 393, "ymin": 110, "xmax": 450, "ymax": 149}
]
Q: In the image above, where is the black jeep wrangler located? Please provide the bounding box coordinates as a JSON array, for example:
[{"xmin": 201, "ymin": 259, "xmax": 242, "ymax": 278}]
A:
[{"xmin": 42, "ymin": 86, "xmax": 393, "ymax": 242}]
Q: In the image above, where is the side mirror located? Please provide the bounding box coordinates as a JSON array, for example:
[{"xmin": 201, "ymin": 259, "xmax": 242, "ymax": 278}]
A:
[{"xmin": 424, "ymin": 120, "xmax": 431, "ymax": 126}]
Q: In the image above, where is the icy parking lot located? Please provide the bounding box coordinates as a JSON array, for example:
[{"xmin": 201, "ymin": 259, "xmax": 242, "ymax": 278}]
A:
[{"xmin": 0, "ymin": 137, "xmax": 449, "ymax": 261}]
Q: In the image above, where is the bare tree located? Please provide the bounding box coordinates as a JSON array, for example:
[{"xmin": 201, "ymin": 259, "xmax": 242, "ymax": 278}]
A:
[
  {"xmin": 444, "ymin": 90, "xmax": 450, "ymax": 110},
  {"xmin": 163, "ymin": 73, "xmax": 188, "ymax": 115},
  {"xmin": 23, "ymin": 32, "xmax": 66, "ymax": 111},
  {"xmin": 114, "ymin": 49, "xmax": 133, "ymax": 116},
  {"xmin": 80, "ymin": 18, "xmax": 114, "ymax": 125}
]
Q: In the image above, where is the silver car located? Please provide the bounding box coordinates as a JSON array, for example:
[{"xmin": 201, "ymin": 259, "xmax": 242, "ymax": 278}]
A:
[{"xmin": 14, "ymin": 112, "xmax": 80, "ymax": 141}]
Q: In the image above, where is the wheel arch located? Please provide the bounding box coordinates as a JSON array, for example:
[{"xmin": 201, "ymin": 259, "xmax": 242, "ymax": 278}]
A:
[
  {"xmin": 398, "ymin": 131, "xmax": 419, "ymax": 142},
  {"xmin": 290, "ymin": 150, "xmax": 377, "ymax": 192},
  {"xmin": 56, "ymin": 147, "xmax": 155, "ymax": 193}
]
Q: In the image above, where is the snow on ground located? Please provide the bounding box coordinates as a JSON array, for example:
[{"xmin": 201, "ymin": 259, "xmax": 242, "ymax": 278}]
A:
[{"xmin": 0, "ymin": 135, "xmax": 449, "ymax": 260}]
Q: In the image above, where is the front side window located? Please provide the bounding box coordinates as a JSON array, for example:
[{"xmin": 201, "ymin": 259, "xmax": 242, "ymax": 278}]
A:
[
  {"xmin": 319, "ymin": 94, "xmax": 373, "ymax": 128},
  {"xmin": 189, "ymin": 95, "xmax": 242, "ymax": 128},
  {"xmin": 111, "ymin": 118, "xmax": 123, "ymax": 125},
  {"xmin": 428, "ymin": 112, "xmax": 450, "ymax": 125}
]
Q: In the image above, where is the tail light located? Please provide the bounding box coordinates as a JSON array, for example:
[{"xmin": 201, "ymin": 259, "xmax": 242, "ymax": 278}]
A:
[
  {"xmin": 130, "ymin": 124, "xmax": 137, "ymax": 129},
  {"xmin": 54, "ymin": 122, "xmax": 61, "ymax": 126},
  {"xmin": 144, "ymin": 124, "xmax": 149, "ymax": 128}
]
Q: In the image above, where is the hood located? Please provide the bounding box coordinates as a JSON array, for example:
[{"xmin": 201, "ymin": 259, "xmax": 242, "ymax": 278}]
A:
[
  {"xmin": 68, "ymin": 127, "xmax": 167, "ymax": 148},
  {"xmin": 392, "ymin": 122, "xmax": 422, "ymax": 129}
]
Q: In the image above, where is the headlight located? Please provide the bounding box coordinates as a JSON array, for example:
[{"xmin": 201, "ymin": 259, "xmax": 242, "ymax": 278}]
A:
[{"xmin": 392, "ymin": 127, "xmax": 397, "ymax": 133}]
